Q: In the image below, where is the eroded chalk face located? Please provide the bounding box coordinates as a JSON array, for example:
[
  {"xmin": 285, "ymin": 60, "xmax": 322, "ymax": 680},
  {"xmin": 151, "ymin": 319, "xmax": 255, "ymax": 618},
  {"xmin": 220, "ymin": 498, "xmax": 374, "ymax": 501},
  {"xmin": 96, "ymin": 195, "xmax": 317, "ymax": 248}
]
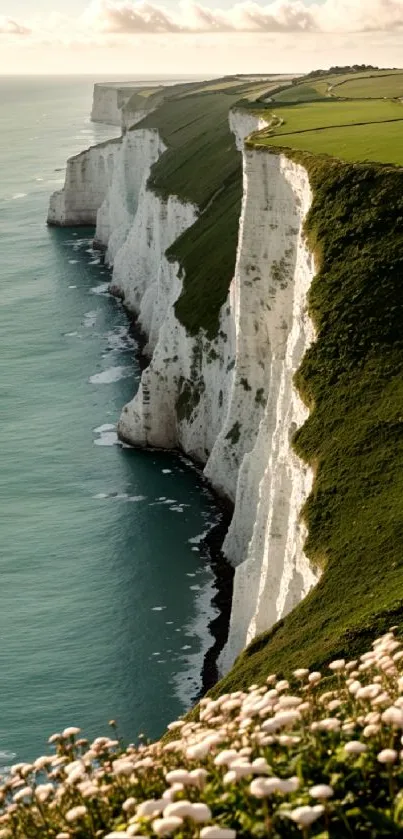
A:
[{"xmin": 47, "ymin": 106, "xmax": 319, "ymax": 678}]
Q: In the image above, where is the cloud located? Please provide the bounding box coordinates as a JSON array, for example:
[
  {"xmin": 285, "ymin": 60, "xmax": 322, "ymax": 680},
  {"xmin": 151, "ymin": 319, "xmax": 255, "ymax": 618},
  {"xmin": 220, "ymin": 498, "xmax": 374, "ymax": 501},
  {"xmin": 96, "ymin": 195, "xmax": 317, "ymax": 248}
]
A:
[
  {"xmin": 2, "ymin": 0, "xmax": 403, "ymax": 42},
  {"xmin": 83, "ymin": 0, "xmax": 403, "ymax": 34},
  {"xmin": 0, "ymin": 16, "xmax": 31, "ymax": 35},
  {"xmin": 84, "ymin": 0, "xmax": 318, "ymax": 32}
]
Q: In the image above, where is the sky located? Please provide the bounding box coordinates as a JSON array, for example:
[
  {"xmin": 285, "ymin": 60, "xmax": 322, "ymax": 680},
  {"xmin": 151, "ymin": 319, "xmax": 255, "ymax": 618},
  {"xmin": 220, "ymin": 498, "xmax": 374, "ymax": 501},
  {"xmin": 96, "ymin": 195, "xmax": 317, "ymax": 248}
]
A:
[{"xmin": 1, "ymin": 0, "xmax": 403, "ymax": 75}]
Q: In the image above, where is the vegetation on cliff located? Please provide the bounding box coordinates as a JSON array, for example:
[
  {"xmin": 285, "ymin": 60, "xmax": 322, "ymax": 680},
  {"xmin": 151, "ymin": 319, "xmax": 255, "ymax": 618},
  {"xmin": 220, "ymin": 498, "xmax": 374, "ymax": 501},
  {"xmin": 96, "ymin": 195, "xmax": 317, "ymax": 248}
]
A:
[
  {"xmin": 2, "ymin": 631, "xmax": 403, "ymax": 838},
  {"xmin": 138, "ymin": 78, "xmax": 277, "ymax": 339}
]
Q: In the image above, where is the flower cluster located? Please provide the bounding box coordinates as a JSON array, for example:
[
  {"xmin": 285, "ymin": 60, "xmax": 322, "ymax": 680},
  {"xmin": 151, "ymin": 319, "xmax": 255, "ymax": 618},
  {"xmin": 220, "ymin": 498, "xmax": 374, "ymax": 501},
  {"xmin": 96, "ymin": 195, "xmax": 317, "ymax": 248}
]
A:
[{"xmin": 1, "ymin": 630, "xmax": 403, "ymax": 837}]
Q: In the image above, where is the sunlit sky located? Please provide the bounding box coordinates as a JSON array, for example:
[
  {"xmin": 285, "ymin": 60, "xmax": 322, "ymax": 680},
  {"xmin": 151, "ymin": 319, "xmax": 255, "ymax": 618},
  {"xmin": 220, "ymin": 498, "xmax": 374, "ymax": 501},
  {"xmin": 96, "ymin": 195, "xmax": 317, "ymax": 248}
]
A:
[{"xmin": 1, "ymin": 0, "xmax": 402, "ymax": 75}]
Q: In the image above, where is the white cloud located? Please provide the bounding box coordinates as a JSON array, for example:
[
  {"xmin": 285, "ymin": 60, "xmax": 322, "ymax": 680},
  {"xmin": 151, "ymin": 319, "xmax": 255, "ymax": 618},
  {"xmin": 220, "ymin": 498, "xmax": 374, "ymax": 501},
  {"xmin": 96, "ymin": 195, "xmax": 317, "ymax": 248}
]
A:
[
  {"xmin": 2, "ymin": 0, "xmax": 403, "ymax": 45},
  {"xmin": 82, "ymin": 0, "xmax": 403, "ymax": 34},
  {"xmin": 0, "ymin": 16, "xmax": 31, "ymax": 35},
  {"xmin": 83, "ymin": 0, "xmax": 318, "ymax": 32}
]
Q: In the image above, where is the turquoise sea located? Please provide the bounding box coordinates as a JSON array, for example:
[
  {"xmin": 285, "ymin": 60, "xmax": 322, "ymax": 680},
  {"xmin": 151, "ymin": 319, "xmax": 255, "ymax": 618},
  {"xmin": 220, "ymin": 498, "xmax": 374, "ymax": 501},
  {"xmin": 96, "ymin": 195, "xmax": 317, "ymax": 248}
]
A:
[{"xmin": 0, "ymin": 76, "xmax": 222, "ymax": 765}]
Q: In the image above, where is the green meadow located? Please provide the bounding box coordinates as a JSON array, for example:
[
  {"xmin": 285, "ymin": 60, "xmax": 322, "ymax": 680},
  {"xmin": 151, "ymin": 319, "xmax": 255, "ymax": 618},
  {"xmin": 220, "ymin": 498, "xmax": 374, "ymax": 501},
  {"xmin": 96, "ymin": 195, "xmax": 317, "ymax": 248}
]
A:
[
  {"xmin": 332, "ymin": 71, "xmax": 403, "ymax": 98},
  {"xmin": 254, "ymin": 99, "xmax": 403, "ymax": 166}
]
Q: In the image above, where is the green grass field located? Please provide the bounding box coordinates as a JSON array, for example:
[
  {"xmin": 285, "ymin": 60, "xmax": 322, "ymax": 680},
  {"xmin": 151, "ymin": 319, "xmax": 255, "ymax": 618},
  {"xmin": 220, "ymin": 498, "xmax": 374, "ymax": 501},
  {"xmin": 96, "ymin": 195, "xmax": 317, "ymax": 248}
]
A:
[
  {"xmin": 261, "ymin": 121, "xmax": 403, "ymax": 166},
  {"xmin": 273, "ymin": 69, "xmax": 403, "ymax": 102},
  {"xmin": 332, "ymin": 72, "xmax": 403, "ymax": 98},
  {"xmin": 253, "ymin": 99, "xmax": 403, "ymax": 165},
  {"xmin": 260, "ymin": 99, "xmax": 403, "ymax": 134},
  {"xmin": 273, "ymin": 83, "xmax": 326, "ymax": 103}
]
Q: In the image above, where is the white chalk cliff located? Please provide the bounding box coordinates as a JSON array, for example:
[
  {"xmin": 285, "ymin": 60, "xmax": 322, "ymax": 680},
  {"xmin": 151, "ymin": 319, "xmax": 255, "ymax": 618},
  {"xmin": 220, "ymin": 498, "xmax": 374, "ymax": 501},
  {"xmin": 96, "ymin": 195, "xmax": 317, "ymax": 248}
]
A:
[
  {"xmin": 48, "ymin": 103, "xmax": 319, "ymax": 673},
  {"xmin": 91, "ymin": 83, "xmax": 140, "ymax": 126}
]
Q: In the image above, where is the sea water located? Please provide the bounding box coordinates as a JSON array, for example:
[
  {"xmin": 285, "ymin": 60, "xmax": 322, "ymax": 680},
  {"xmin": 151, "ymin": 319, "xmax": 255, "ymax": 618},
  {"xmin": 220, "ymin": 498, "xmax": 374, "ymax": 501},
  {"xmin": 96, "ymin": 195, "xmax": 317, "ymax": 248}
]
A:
[{"xmin": 0, "ymin": 75, "xmax": 221, "ymax": 765}]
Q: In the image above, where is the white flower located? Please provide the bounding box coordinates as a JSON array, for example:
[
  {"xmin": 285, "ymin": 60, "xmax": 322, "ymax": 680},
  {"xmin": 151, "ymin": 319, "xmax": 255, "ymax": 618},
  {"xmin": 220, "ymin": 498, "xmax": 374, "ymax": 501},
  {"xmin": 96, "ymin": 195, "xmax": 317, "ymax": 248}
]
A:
[
  {"xmin": 329, "ymin": 659, "xmax": 345, "ymax": 671},
  {"xmin": 35, "ymin": 784, "xmax": 53, "ymax": 803},
  {"xmin": 186, "ymin": 741, "xmax": 211, "ymax": 760},
  {"xmin": 79, "ymin": 782, "xmax": 98, "ymax": 798},
  {"xmin": 308, "ymin": 672, "xmax": 321, "ymax": 684},
  {"xmin": 66, "ymin": 766, "xmax": 85, "ymax": 785},
  {"xmin": 288, "ymin": 805, "xmax": 325, "ymax": 826},
  {"xmin": 393, "ymin": 651, "xmax": 403, "ymax": 662},
  {"xmin": 327, "ymin": 699, "xmax": 342, "ymax": 711},
  {"xmin": 62, "ymin": 727, "xmax": 81, "ymax": 738},
  {"xmin": 377, "ymin": 749, "xmax": 398, "ymax": 763},
  {"xmin": 316, "ymin": 718, "xmax": 341, "ymax": 732},
  {"xmin": 122, "ymin": 797, "xmax": 137, "ymax": 813},
  {"xmin": 223, "ymin": 770, "xmax": 237, "ymax": 785},
  {"xmin": 273, "ymin": 710, "xmax": 301, "ymax": 729},
  {"xmin": 214, "ymin": 750, "xmax": 238, "ymax": 767},
  {"xmin": 200, "ymin": 827, "xmax": 237, "ymax": 839},
  {"xmin": 293, "ymin": 668, "xmax": 309, "ymax": 679},
  {"xmin": 371, "ymin": 692, "xmax": 391, "ymax": 707},
  {"xmin": 363, "ymin": 724, "xmax": 380, "ymax": 737},
  {"xmin": 250, "ymin": 777, "xmax": 282, "ymax": 797},
  {"xmin": 112, "ymin": 758, "xmax": 134, "ymax": 777},
  {"xmin": 310, "ymin": 784, "xmax": 334, "ymax": 799},
  {"xmin": 152, "ymin": 817, "xmax": 183, "ymax": 836},
  {"xmin": 348, "ymin": 680, "xmax": 362, "ymax": 695},
  {"xmin": 188, "ymin": 768, "xmax": 208, "ymax": 788},
  {"xmin": 48, "ymin": 733, "xmax": 61, "ymax": 744},
  {"xmin": 278, "ymin": 776, "xmax": 300, "ymax": 793},
  {"xmin": 382, "ymin": 707, "xmax": 403, "ymax": 727},
  {"xmin": 33, "ymin": 756, "xmax": 50, "ymax": 771},
  {"xmin": 65, "ymin": 805, "xmax": 87, "ymax": 822},
  {"xmin": 227, "ymin": 761, "xmax": 254, "ymax": 780},
  {"xmin": 344, "ymin": 741, "xmax": 367, "ymax": 755},
  {"xmin": 277, "ymin": 695, "xmax": 301, "ymax": 709},
  {"xmin": 356, "ymin": 684, "xmax": 381, "ymax": 700},
  {"xmin": 13, "ymin": 786, "xmax": 32, "ymax": 803},
  {"xmin": 189, "ymin": 803, "xmax": 212, "ymax": 822},
  {"xmin": 251, "ymin": 757, "xmax": 270, "ymax": 773},
  {"xmin": 136, "ymin": 799, "xmax": 165, "ymax": 817},
  {"xmin": 163, "ymin": 801, "xmax": 194, "ymax": 819},
  {"xmin": 167, "ymin": 720, "xmax": 185, "ymax": 730},
  {"xmin": 105, "ymin": 834, "xmax": 133, "ymax": 839},
  {"xmin": 11, "ymin": 763, "xmax": 31, "ymax": 777},
  {"xmin": 165, "ymin": 769, "xmax": 191, "ymax": 785}
]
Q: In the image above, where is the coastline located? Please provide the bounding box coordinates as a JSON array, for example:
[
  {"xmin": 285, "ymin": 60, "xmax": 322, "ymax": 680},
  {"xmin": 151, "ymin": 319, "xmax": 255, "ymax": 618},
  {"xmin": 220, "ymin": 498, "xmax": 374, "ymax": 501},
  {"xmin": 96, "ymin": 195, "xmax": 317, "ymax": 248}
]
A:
[{"xmin": 108, "ymin": 275, "xmax": 235, "ymax": 702}]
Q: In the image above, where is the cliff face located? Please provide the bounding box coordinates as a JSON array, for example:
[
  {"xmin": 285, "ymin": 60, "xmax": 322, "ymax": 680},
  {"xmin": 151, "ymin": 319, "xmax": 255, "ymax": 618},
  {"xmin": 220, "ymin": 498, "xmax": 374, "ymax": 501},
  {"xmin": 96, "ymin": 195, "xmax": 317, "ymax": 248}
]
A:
[
  {"xmin": 91, "ymin": 84, "xmax": 140, "ymax": 126},
  {"xmin": 48, "ymin": 106, "xmax": 319, "ymax": 672}
]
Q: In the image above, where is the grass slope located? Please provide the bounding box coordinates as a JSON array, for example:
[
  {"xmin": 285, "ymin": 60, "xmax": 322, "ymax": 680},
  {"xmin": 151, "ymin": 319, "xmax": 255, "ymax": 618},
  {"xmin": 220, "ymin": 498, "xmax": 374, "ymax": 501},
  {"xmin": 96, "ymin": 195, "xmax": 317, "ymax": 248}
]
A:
[
  {"xmin": 138, "ymin": 88, "xmax": 252, "ymax": 337},
  {"xmin": 207, "ymin": 156, "xmax": 403, "ymax": 697},
  {"xmin": 273, "ymin": 83, "xmax": 326, "ymax": 103}
]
